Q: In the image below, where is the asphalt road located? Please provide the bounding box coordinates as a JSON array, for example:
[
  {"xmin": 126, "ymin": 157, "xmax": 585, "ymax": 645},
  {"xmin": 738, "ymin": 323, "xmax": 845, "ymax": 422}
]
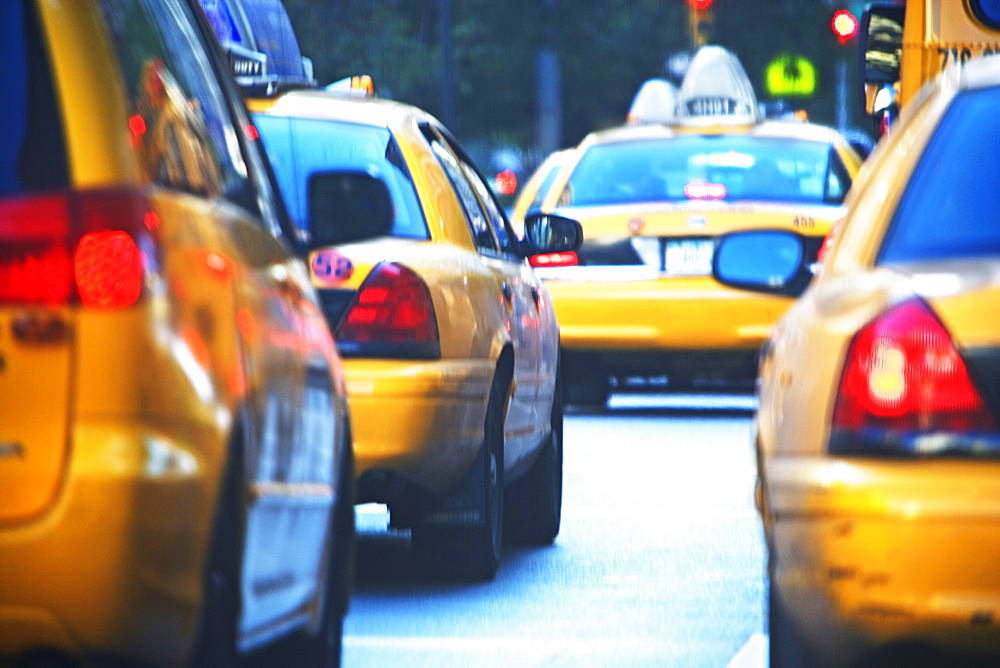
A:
[{"xmin": 342, "ymin": 393, "xmax": 767, "ymax": 667}]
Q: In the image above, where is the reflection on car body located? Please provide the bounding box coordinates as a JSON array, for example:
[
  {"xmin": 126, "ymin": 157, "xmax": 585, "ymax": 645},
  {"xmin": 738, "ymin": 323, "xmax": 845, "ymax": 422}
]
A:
[
  {"xmin": 0, "ymin": 1, "xmax": 353, "ymax": 665},
  {"xmin": 718, "ymin": 55, "xmax": 1000, "ymax": 666}
]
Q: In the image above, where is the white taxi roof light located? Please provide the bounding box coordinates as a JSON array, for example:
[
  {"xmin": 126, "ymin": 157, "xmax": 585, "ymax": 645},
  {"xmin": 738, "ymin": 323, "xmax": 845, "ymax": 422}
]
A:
[
  {"xmin": 627, "ymin": 79, "xmax": 678, "ymax": 125},
  {"xmin": 676, "ymin": 46, "xmax": 761, "ymax": 126},
  {"xmin": 326, "ymin": 75, "xmax": 376, "ymax": 97}
]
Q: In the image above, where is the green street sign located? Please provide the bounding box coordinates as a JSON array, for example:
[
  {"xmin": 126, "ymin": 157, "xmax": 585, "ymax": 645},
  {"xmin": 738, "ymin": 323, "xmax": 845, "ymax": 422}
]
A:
[{"xmin": 765, "ymin": 53, "xmax": 816, "ymax": 97}]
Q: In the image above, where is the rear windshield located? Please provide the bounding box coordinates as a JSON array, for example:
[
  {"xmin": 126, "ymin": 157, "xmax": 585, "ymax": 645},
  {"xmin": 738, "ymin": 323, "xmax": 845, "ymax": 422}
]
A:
[
  {"xmin": 254, "ymin": 114, "xmax": 429, "ymax": 240},
  {"xmin": 879, "ymin": 86, "xmax": 1000, "ymax": 264},
  {"xmin": 559, "ymin": 135, "xmax": 850, "ymax": 207},
  {"xmin": 0, "ymin": 0, "xmax": 68, "ymax": 196}
]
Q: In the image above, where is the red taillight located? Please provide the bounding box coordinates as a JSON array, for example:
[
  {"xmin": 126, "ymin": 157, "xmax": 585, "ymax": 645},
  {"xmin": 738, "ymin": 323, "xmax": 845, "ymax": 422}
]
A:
[
  {"xmin": 0, "ymin": 189, "xmax": 150, "ymax": 308},
  {"xmin": 74, "ymin": 231, "xmax": 143, "ymax": 309},
  {"xmin": 832, "ymin": 299, "xmax": 996, "ymax": 434},
  {"xmin": 816, "ymin": 220, "xmax": 840, "ymax": 264},
  {"xmin": 529, "ymin": 251, "xmax": 579, "ymax": 268},
  {"xmin": 335, "ymin": 262, "xmax": 440, "ymax": 358}
]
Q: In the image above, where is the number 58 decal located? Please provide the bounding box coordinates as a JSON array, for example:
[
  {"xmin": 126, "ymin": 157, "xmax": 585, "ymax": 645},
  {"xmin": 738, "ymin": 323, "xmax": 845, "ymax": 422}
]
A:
[{"xmin": 310, "ymin": 248, "xmax": 354, "ymax": 286}]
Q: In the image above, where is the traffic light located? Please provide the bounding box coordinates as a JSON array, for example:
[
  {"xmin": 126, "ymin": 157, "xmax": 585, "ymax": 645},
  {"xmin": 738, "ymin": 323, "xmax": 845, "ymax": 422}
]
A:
[
  {"xmin": 831, "ymin": 9, "xmax": 859, "ymax": 44},
  {"xmin": 687, "ymin": 0, "xmax": 714, "ymax": 47}
]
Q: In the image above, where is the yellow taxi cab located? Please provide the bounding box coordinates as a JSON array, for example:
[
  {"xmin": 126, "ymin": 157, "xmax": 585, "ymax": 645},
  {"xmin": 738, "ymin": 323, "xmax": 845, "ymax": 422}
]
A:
[
  {"xmin": 0, "ymin": 1, "xmax": 353, "ymax": 665},
  {"xmin": 247, "ymin": 87, "xmax": 581, "ymax": 580},
  {"xmin": 530, "ymin": 46, "xmax": 863, "ymax": 406},
  {"xmin": 715, "ymin": 54, "xmax": 1000, "ymax": 666}
]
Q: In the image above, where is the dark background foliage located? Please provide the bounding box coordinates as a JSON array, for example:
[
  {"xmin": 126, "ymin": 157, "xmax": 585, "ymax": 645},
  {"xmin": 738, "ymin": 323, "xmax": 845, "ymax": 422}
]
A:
[{"xmin": 284, "ymin": 0, "xmax": 867, "ymax": 170}]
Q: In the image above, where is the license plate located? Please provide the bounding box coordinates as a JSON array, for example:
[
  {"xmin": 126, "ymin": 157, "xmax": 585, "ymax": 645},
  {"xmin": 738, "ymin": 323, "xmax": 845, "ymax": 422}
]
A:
[{"xmin": 665, "ymin": 239, "xmax": 713, "ymax": 276}]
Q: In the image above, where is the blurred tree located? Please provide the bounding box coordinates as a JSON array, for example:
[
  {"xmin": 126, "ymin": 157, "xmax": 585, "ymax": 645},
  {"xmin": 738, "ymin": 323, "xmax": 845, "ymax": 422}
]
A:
[{"xmin": 284, "ymin": 0, "xmax": 860, "ymax": 164}]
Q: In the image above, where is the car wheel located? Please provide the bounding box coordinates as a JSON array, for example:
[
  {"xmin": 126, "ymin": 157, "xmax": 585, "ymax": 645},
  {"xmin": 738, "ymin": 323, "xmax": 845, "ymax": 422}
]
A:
[
  {"xmin": 301, "ymin": 421, "xmax": 355, "ymax": 667},
  {"xmin": 412, "ymin": 372, "xmax": 505, "ymax": 580},
  {"xmin": 768, "ymin": 580, "xmax": 817, "ymax": 668},
  {"xmin": 504, "ymin": 370, "xmax": 563, "ymax": 545},
  {"xmin": 566, "ymin": 372, "xmax": 611, "ymax": 408},
  {"xmin": 189, "ymin": 424, "xmax": 245, "ymax": 667}
]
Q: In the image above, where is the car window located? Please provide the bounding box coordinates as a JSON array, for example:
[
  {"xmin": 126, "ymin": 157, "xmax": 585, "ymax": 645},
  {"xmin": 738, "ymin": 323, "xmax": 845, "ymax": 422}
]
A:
[
  {"xmin": 97, "ymin": 0, "xmax": 255, "ymax": 208},
  {"xmin": 253, "ymin": 115, "xmax": 429, "ymax": 241},
  {"xmin": 531, "ymin": 161, "xmax": 564, "ymax": 211},
  {"xmin": 878, "ymin": 86, "xmax": 1000, "ymax": 264},
  {"xmin": 972, "ymin": 0, "xmax": 1000, "ymax": 29},
  {"xmin": 560, "ymin": 135, "xmax": 851, "ymax": 206},
  {"xmin": 0, "ymin": 0, "xmax": 69, "ymax": 196},
  {"xmin": 455, "ymin": 152, "xmax": 513, "ymax": 251},
  {"xmin": 422, "ymin": 125, "xmax": 500, "ymax": 253}
]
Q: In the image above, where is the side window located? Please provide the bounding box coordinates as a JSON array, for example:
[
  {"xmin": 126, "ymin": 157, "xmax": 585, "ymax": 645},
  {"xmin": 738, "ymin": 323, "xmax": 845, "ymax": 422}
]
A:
[
  {"xmin": 824, "ymin": 149, "xmax": 851, "ymax": 205},
  {"xmin": 456, "ymin": 154, "xmax": 513, "ymax": 251},
  {"xmin": 972, "ymin": 0, "xmax": 1000, "ymax": 29},
  {"xmin": 97, "ymin": 0, "xmax": 256, "ymax": 211},
  {"xmin": 422, "ymin": 125, "xmax": 499, "ymax": 254},
  {"xmin": 0, "ymin": 0, "xmax": 69, "ymax": 196}
]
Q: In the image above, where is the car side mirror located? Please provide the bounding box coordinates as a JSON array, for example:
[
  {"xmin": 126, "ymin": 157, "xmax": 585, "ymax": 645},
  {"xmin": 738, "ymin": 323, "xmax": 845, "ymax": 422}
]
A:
[
  {"xmin": 712, "ymin": 230, "xmax": 811, "ymax": 297},
  {"xmin": 521, "ymin": 213, "xmax": 582, "ymax": 256},
  {"xmin": 308, "ymin": 171, "xmax": 394, "ymax": 246}
]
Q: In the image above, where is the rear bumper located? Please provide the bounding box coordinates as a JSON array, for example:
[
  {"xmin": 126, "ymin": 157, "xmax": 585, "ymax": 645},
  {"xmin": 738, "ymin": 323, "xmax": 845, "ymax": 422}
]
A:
[
  {"xmin": 0, "ymin": 420, "xmax": 219, "ymax": 665},
  {"xmin": 344, "ymin": 358, "xmax": 494, "ymax": 497},
  {"xmin": 766, "ymin": 457, "xmax": 1000, "ymax": 663},
  {"xmin": 546, "ymin": 276, "xmax": 791, "ymax": 353}
]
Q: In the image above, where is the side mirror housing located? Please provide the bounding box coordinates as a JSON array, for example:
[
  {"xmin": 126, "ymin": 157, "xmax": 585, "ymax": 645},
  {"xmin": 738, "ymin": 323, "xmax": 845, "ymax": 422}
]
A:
[
  {"xmin": 521, "ymin": 213, "xmax": 583, "ymax": 256},
  {"xmin": 712, "ymin": 230, "xmax": 811, "ymax": 297}
]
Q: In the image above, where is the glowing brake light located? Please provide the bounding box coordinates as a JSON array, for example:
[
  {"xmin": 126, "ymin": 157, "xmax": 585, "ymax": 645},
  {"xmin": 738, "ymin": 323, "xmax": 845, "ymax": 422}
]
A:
[
  {"xmin": 529, "ymin": 251, "xmax": 579, "ymax": 268},
  {"xmin": 335, "ymin": 262, "xmax": 440, "ymax": 358},
  {"xmin": 684, "ymin": 182, "xmax": 727, "ymax": 200},
  {"xmin": 74, "ymin": 231, "xmax": 143, "ymax": 309},
  {"xmin": 831, "ymin": 299, "xmax": 996, "ymax": 442},
  {"xmin": 0, "ymin": 189, "xmax": 149, "ymax": 308}
]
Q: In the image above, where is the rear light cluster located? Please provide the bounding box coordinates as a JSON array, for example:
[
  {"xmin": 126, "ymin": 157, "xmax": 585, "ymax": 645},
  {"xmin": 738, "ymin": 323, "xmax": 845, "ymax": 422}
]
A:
[
  {"xmin": 529, "ymin": 251, "xmax": 579, "ymax": 268},
  {"xmin": 334, "ymin": 261, "xmax": 440, "ymax": 359},
  {"xmin": 0, "ymin": 189, "xmax": 151, "ymax": 309},
  {"xmin": 830, "ymin": 298, "xmax": 998, "ymax": 456}
]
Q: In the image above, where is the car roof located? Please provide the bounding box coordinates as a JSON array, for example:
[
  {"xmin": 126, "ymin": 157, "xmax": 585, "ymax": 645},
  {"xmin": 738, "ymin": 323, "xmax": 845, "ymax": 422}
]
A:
[
  {"xmin": 250, "ymin": 88, "xmax": 436, "ymax": 130},
  {"xmin": 579, "ymin": 117, "xmax": 850, "ymax": 149}
]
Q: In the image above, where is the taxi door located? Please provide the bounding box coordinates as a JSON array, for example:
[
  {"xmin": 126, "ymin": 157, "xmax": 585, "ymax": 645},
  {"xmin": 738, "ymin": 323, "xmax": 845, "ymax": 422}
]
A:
[
  {"xmin": 103, "ymin": 6, "xmax": 339, "ymax": 644},
  {"xmin": 424, "ymin": 127, "xmax": 547, "ymax": 470}
]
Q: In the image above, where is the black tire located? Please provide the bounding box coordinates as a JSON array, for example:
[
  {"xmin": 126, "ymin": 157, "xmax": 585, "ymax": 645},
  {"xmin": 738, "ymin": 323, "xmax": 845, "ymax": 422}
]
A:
[
  {"xmin": 504, "ymin": 370, "xmax": 563, "ymax": 545},
  {"xmin": 189, "ymin": 427, "xmax": 246, "ymax": 667},
  {"xmin": 301, "ymin": 421, "xmax": 355, "ymax": 668},
  {"xmin": 566, "ymin": 371, "xmax": 611, "ymax": 409},
  {"xmin": 768, "ymin": 580, "xmax": 818, "ymax": 668},
  {"xmin": 412, "ymin": 372, "xmax": 505, "ymax": 581}
]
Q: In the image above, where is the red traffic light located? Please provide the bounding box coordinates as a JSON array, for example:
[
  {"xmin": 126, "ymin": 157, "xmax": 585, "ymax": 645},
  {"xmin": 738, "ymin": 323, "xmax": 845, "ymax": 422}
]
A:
[
  {"xmin": 494, "ymin": 169, "xmax": 518, "ymax": 196},
  {"xmin": 687, "ymin": 0, "xmax": 714, "ymax": 9},
  {"xmin": 831, "ymin": 9, "xmax": 859, "ymax": 43}
]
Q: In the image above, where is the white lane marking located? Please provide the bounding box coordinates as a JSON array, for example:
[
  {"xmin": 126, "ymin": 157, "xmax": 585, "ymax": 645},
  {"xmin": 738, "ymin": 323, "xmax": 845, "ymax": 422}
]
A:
[{"xmin": 726, "ymin": 633, "xmax": 768, "ymax": 668}]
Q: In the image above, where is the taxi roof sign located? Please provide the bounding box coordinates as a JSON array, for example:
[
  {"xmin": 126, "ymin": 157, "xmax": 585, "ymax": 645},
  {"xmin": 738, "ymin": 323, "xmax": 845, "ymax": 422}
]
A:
[
  {"xmin": 326, "ymin": 75, "xmax": 376, "ymax": 97},
  {"xmin": 626, "ymin": 79, "xmax": 678, "ymax": 125},
  {"xmin": 676, "ymin": 46, "xmax": 760, "ymax": 126},
  {"xmin": 199, "ymin": 0, "xmax": 315, "ymax": 94}
]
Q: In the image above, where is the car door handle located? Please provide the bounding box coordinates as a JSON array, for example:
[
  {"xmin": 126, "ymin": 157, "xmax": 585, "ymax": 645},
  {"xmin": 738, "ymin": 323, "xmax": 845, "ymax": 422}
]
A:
[
  {"xmin": 501, "ymin": 282, "xmax": 514, "ymax": 305},
  {"xmin": 530, "ymin": 286, "xmax": 541, "ymax": 308}
]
